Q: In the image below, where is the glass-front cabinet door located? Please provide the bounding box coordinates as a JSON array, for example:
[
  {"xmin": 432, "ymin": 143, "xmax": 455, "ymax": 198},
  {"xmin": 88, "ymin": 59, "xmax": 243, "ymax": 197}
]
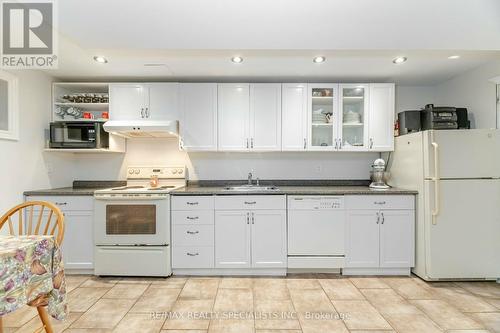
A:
[
  {"xmin": 307, "ymin": 84, "xmax": 339, "ymax": 150},
  {"xmin": 339, "ymin": 84, "xmax": 369, "ymax": 150}
]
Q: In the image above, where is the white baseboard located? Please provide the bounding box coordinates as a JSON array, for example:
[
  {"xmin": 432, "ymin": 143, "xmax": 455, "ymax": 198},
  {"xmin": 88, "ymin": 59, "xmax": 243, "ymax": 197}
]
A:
[
  {"xmin": 287, "ymin": 268, "xmax": 341, "ymax": 274},
  {"xmin": 342, "ymin": 267, "xmax": 411, "ymax": 276},
  {"xmin": 66, "ymin": 269, "xmax": 94, "ymax": 275},
  {"xmin": 173, "ymin": 268, "xmax": 287, "ymax": 276}
]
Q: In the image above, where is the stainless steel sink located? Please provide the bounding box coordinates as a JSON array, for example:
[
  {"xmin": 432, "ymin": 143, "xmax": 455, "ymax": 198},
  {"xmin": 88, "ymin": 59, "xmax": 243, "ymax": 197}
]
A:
[{"xmin": 223, "ymin": 185, "xmax": 280, "ymax": 192}]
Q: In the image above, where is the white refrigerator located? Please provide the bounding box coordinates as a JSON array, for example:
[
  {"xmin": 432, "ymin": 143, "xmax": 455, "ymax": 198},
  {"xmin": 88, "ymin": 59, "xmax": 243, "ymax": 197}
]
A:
[{"xmin": 389, "ymin": 129, "xmax": 500, "ymax": 280}]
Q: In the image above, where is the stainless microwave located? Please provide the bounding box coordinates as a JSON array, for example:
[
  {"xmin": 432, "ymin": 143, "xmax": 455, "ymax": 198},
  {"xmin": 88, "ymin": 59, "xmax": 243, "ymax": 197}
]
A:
[{"xmin": 49, "ymin": 122, "xmax": 109, "ymax": 149}]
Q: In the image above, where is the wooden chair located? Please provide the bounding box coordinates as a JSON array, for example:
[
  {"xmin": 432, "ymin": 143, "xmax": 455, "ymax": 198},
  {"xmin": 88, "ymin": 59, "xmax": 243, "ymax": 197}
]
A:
[{"xmin": 0, "ymin": 201, "xmax": 65, "ymax": 333}]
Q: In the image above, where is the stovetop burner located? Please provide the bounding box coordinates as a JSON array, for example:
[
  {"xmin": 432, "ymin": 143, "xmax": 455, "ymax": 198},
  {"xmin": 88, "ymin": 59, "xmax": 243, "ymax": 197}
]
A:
[
  {"xmin": 149, "ymin": 185, "xmax": 176, "ymax": 190},
  {"xmin": 93, "ymin": 166, "xmax": 186, "ymax": 196},
  {"xmin": 112, "ymin": 186, "xmax": 144, "ymax": 190}
]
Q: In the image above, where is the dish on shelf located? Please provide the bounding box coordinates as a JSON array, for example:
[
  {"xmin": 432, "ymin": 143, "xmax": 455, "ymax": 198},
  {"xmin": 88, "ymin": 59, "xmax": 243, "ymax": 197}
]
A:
[
  {"xmin": 343, "ymin": 110, "xmax": 361, "ymax": 123},
  {"xmin": 55, "ymin": 105, "xmax": 83, "ymax": 119}
]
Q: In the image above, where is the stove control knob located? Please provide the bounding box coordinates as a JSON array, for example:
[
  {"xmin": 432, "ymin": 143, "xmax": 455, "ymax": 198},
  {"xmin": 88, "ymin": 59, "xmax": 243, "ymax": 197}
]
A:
[
  {"xmin": 172, "ymin": 169, "xmax": 178, "ymax": 174},
  {"xmin": 178, "ymin": 169, "xmax": 184, "ymax": 174},
  {"xmin": 134, "ymin": 169, "xmax": 140, "ymax": 175},
  {"xmin": 128, "ymin": 169, "xmax": 134, "ymax": 175}
]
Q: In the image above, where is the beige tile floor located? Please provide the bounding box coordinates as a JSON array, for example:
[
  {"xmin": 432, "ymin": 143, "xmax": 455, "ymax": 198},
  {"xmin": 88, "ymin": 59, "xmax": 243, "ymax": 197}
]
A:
[{"xmin": 3, "ymin": 275, "xmax": 500, "ymax": 333}]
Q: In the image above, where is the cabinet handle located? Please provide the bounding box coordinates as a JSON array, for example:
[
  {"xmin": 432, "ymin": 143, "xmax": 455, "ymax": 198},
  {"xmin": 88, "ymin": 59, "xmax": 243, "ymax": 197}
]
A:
[
  {"xmin": 431, "ymin": 135, "xmax": 440, "ymax": 225},
  {"xmin": 303, "ymin": 138, "xmax": 307, "ymax": 149},
  {"xmin": 246, "ymin": 212, "xmax": 250, "ymax": 224},
  {"xmin": 381, "ymin": 212, "xmax": 385, "ymax": 224},
  {"xmin": 338, "ymin": 139, "xmax": 343, "ymax": 150},
  {"xmin": 140, "ymin": 108, "xmax": 145, "ymax": 118},
  {"xmin": 186, "ymin": 230, "xmax": 199, "ymax": 235},
  {"xmin": 369, "ymin": 138, "xmax": 374, "ymax": 149},
  {"xmin": 374, "ymin": 201, "xmax": 386, "ymax": 205},
  {"xmin": 376, "ymin": 212, "xmax": 380, "ymax": 224},
  {"xmin": 145, "ymin": 107, "xmax": 149, "ymax": 118},
  {"xmin": 186, "ymin": 202, "xmax": 199, "ymax": 205},
  {"xmin": 244, "ymin": 201, "xmax": 256, "ymax": 205},
  {"xmin": 55, "ymin": 202, "xmax": 67, "ymax": 206},
  {"xmin": 186, "ymin": 216, "xmax": 199, "ymax": 220},
  {"xmin": 246, "ymin": 138, "xmax": 249, "ymax": 149},
  {"xmin": 250, "ymin": 138, "xmax": 254, "ymax": 149},
  {"xmin": 186, "ymin": 252, "xmax": 199, "ymax": 256},
  {"xmin": 251, "ymin": 212, "xmax": 255, "ymax": 224},
  {"xmin": 335, "ymin": 139, "xmax": 338, "ymax": 150}
]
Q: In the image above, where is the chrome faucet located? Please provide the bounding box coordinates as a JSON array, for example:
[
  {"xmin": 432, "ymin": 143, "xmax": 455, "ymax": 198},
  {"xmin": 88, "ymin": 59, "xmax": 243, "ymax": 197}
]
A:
[{"xmin": 248, "ymin": 172, "xmax": 253, "ymax": 185}]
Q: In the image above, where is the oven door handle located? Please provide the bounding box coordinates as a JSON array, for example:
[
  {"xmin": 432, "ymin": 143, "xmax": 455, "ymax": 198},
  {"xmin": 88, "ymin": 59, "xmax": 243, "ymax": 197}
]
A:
[{"xmin": 94, "ymin": 196, "xmax": 168, "ymax": 201}]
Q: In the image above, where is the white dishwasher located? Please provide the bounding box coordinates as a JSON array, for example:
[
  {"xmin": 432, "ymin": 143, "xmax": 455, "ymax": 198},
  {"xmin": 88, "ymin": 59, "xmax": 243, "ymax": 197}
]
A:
[{"xmin": 287, "ymin": 196, "xmax": 345, "ymax": 270}]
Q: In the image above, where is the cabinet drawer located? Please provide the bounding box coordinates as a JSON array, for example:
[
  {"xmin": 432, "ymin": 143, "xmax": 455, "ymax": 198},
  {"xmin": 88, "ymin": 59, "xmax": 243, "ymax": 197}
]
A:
[
  {"xmin": 172, "ymin": 211, "xmax": 214, "ymax": 225},
  {"xmin": 26, "ymin": 196, "xmax": 93, "ymax": 211},
  {"xmin": 172, "ymin": 196, "xmax": 214, "ymax": 210},
  {"xmin": 173, "ymin": 225, "xmax": 214, "ymax": 247},
  {"xmin": 215, "ymin": 195, "xmax": 286, "ymax": 210},
  {"xmin": 172, "ymin": 246, "xmax": 214, "ymax": 268},
  {"xmin": 345, "ymin": 195, "xmax": 414, "ymax": 210}
]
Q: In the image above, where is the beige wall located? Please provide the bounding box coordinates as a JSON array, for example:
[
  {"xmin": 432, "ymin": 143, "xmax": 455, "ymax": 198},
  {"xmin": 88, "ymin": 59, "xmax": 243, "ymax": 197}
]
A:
[
  {"xmin": 0, "ymin": 70, "xmax": 73, "ymax": 215},
  {"xmin": 433, "ymin": 60, "xmax": 500, "ymax": 129}
]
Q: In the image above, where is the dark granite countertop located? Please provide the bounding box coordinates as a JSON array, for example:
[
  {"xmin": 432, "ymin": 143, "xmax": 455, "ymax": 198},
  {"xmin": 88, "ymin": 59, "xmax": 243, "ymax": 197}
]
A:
[
  {"xmin": 172, "ymin": 180, "xmax": 417, "ymax": 195},
  {"xmin": 24, "ymin": 180, "xmax": 417, "ymax": 196},
  {"xmin": 24, "ymin": 181, "xmax": 126, "ymax": 196}
]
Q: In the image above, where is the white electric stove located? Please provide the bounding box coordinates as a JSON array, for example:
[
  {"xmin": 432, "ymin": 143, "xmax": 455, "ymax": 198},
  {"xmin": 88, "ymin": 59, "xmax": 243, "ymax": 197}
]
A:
[{"xmin": 93, "ymin": 166, "xmax": 186, "ymax": 277}]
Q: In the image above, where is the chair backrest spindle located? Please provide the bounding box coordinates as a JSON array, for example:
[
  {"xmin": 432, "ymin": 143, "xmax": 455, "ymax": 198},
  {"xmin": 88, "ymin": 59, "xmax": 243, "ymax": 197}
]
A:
[{"xmin": 0, "ymin": 201, "xmax": 65, "ymax": 245}]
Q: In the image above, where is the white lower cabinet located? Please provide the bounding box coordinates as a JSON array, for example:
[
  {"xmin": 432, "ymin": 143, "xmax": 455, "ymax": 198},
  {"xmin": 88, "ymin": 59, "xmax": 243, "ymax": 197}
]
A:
[
  {"xmin": 251, "ymin": 210, "xmax": 287, "ymax": 268},
  {"xmin": 25, "ymin": 195, "xmax": 94, "ymax": 272},
  {"xmin": 379, "ymin": 210, "xmax": 414, "ymax": 268},
  {"xmin": 344, "ymin": 195, "xmax": 415, "ymax": 275},
  {"xmin": 62, "ymin": 210, "xmax": 94, "ymax": 270},
  {"xmin": 171, "ymin": 196, "xmax": 215, "ymax": 269},
  {"xmin": 214, "ymin": 195, "xmax": 287, "ymax": 272},
  {"xmin": 345, "ymin": 210, "xmax": 380, "ymax": 268},
  {"xmin": 214, "ymin": 210, "xmax": 251, "ymax": 268},
  {"xmin": 215, "ymin": 209, "xmax": 286, "ymax": 270}
]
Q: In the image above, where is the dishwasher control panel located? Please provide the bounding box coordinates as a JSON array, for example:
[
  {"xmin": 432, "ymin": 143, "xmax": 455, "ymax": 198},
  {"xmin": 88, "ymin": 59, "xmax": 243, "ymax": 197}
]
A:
[{"xmin": 288, "ymin": 196, "xmax": 344, "ymax": 210}]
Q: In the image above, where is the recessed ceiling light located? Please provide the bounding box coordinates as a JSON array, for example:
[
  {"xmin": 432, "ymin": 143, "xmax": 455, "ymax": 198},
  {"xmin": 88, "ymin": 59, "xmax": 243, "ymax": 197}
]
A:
[
  {"xmin": 144, "ymin": 63, "xmax": 167, "ymax": 67},
  {"xmin": 93, "ymin": 56, "xmax": 108, "ymax": 64},
  {"xmin": 448, "ymin": 55, "xmax": 460, "ymax": 59},
  {"xmin": 231, "ymin": 56, "xmax": 243, "ymax": 63},
  {"xmin": 392, "ymin": 56, "xmax": 407, "ymax": 64},
  {"xmin": 313, "ymin": 56, "xmax": 326, "ymax": 63}
]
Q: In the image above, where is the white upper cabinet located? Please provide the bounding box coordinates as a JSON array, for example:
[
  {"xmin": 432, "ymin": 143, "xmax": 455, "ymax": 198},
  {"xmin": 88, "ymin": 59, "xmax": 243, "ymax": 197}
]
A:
[
  {"xmin": 179, "ymin": 83, "xmax": 217, "ymax": 151},
  {"xmin": 338, "ymin": 84, "xmax": 370, "ymax": 151},
  {"xmin": 109, "ymin": 83, "xmax": 178, "ymax": 121},
  {"xmin": 282, "ymin": 84, "xmax": 308, "ymax": 151},
  {"xmin": 368, "ymin": 83, "xmax": 395, "ymax": 151},
  {"xmin": 109, "ymin": 81, "xmax": 396, "ymax": 152},
  {"xmin": 218, "ymin": 83, "xmax": 281, "ymax": 151},
  {"xmin": 217, "ymin": 84, "xmax": 250, "ymax": 151},
  {"xmin": 307, "ymin": 84, "xmax": 339, "ymax": 151},
  {"xmin": 109, "ymin": 84, "xmax": 146, "ymax": 120},
  {"xmin": 250, "ymin": 84, "xmax": 282, "ymax": 151},
  {"xmin": 147, "ymin": 83, "xmax": 179, "ymax": 120}
]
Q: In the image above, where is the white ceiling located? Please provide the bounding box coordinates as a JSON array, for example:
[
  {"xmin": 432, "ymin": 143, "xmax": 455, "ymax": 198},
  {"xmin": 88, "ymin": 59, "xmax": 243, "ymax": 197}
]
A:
[{"xmin": 49, "ymin": 0, "xmax": 500, "ymax": 85}]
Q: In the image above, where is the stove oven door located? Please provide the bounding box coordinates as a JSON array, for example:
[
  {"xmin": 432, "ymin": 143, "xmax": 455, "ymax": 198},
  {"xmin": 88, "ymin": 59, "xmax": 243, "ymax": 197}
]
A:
[{"xmin": 94, "ymin": 196, "xmax": 169, "ymax": 246}]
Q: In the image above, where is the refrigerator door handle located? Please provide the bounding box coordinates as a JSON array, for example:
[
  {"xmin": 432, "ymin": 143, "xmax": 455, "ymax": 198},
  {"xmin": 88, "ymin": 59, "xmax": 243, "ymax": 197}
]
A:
[{"xmin": 431, "ymin": 140, "xmax": 440, "ymax": 224}]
